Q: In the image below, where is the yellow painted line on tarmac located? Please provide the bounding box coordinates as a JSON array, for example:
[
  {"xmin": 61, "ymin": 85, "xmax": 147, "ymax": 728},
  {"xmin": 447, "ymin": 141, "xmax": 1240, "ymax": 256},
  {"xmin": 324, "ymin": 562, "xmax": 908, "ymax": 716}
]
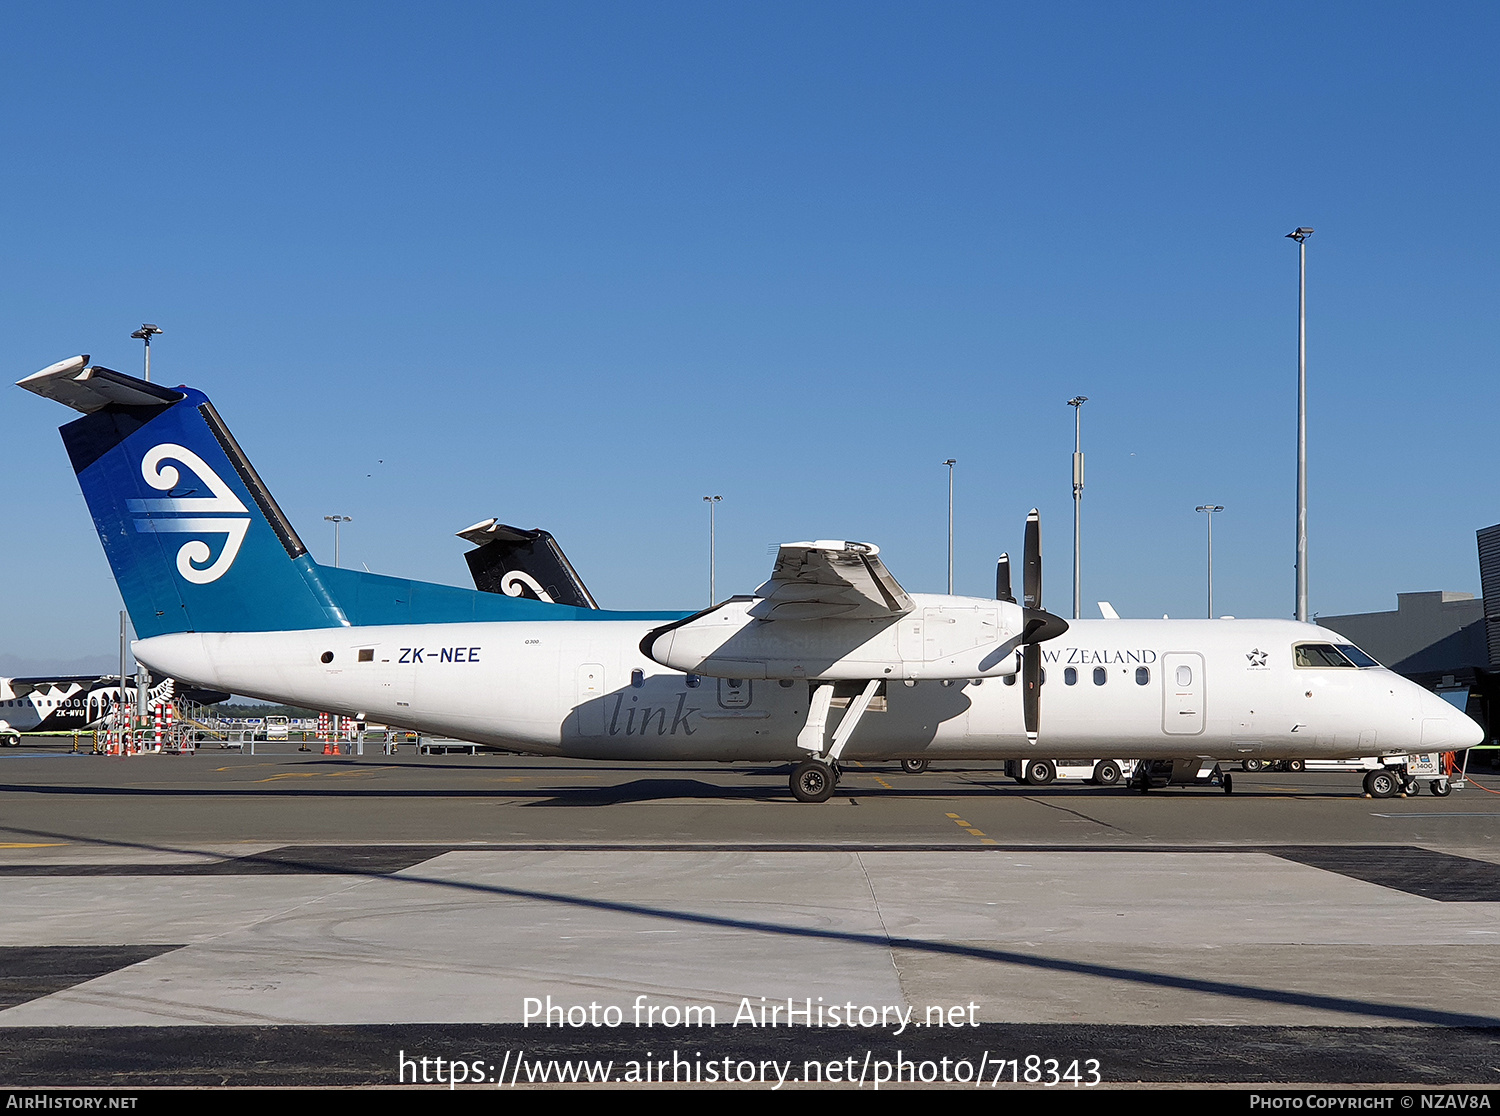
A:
[
  {"xmin": 246, "ymin": 768, "xmax": 393, "ymax": 786},
  {"xmin": 943, "ymin": 814, "xmax": 997, "ymax": 845},
  {"xmin": 216, "ymin": 763, "xmax": 294, "ymax": 772},
  {"xmin": 874, "ymin": 777, "xmax": 893, "ymax": 790},
  {"xmin": 0, "ymin": 843, "xmax": 68, "ymax": 848}
]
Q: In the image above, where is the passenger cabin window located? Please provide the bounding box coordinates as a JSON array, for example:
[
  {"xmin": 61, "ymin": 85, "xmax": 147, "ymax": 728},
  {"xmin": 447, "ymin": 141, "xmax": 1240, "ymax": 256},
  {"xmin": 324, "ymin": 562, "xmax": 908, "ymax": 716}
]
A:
[
  {"xmin": 1093, "ymin": 667, "xmax": 1107, "ymax": 686},
  {"xmin": 1064, "ymin": 667, "xmax": 1077, "ymax": 685},
  {"xmin": 1294, "ymin": 643, "xmax": 1357, "ymax": 668},
  {"xmin": 631, "ymin": 669, "xmax": 644, "ymax": 688},
  {"xmin": 1135, "ymin": 667, "xmax": 1150, "ymax": 685},
  {"xmin": 1003, "ymin": 674, "xmax": 1017, "ymax": 686}
]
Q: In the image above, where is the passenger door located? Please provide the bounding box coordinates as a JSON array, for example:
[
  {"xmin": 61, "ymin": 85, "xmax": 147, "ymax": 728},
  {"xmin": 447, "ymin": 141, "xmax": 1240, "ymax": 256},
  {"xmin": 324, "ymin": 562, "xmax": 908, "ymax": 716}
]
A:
[{"xmin": 1162, "ymin": 652, "xmax": 1205, "ymax": 735}]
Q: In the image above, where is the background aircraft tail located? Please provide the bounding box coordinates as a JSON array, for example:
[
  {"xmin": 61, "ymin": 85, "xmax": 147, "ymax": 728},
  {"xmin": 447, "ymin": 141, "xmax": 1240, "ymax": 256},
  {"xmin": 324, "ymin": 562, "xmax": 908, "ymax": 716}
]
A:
[
  {"xmin": 456, "ymin": 519, "xmax": 600, "ymax": 608},
  {"xmin": 19, "ymin": 357, "xmax": 348, "ymax": 638}
]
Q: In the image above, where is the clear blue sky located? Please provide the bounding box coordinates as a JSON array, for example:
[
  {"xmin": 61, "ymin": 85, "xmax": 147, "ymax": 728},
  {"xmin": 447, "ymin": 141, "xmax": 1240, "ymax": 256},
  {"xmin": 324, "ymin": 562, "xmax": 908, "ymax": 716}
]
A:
[{"xmin": 4, "ymin": 1, "xmax": 1497, "ymax": 670}]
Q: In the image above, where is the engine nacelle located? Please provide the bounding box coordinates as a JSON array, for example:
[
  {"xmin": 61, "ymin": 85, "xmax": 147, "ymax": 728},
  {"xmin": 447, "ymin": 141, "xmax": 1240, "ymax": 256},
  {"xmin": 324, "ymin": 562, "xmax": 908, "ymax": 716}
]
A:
[{"xmin": 643, "ymin": 593, "xmax": 1026, "ymax": 681}]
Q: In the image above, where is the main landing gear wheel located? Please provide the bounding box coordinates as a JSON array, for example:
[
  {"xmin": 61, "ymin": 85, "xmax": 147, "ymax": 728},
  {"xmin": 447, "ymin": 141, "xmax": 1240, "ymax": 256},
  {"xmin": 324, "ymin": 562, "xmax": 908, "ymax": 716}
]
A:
[
  {"xmin": 1, "ymin": 734, "xmax": 19, "ymax": 748},
  {"xmin": 1363, "ymin": 769, "xmax": 1399, "ymax": 799},
  {"xmin": 790, "ymin": 760, "xmax": 836, "ymax": 803},
  {"xmin": 1092, "ymin": 761, "xmax": 1122, "ymax": 786},
  {"xmin": 1243, "ymin": 758, "xmax": 1264, "ymax": 772},
  {"xmin": 1287, "ymin": 759, "xmax": 1305, "ymax": 772},
  {"xmin": 901, "ymin": 758, "xmax": 929, "ymax": 774}
]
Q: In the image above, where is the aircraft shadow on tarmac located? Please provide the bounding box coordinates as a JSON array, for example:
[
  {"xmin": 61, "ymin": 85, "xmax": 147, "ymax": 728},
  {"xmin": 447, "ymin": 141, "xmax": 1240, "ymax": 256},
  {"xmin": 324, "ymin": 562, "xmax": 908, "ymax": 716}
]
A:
[
  {"xmin": 0, "ymin": 822, "xmax": 1497, "ymax": 1031},
  {"xmin": 0, "ymin": 764, "xmax": 1399, "ymax": 805}
]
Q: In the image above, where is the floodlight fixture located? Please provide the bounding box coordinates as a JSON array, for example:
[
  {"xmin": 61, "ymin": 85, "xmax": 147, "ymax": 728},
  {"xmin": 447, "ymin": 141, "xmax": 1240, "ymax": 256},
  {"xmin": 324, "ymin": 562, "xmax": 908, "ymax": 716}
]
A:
[{"xmin": 130, "ymin": 323, "xmax": 163, "ymax": 381}]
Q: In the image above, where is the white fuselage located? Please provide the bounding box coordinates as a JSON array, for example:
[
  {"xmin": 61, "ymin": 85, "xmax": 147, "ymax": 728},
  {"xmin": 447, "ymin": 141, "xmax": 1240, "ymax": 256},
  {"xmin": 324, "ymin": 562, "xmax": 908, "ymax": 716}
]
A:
[{"xmin": 134, "ymin": 612, "xmax": 1483, "ymax": 762}]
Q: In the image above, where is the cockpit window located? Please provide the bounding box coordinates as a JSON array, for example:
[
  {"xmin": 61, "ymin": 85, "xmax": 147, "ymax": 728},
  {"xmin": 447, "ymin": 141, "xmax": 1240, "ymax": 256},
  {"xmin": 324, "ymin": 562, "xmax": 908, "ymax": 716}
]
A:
[
  {"xmin": 1334, "ymin": 643, "xmax": 1381, "ymax": 668},
  {"xmin": 1294, "ymin": 642, "xmax": 1356, "ymax": 668}
]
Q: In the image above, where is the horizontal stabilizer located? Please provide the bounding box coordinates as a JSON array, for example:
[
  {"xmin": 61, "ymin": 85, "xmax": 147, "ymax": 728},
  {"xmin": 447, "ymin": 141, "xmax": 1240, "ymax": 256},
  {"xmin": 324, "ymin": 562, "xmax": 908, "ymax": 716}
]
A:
[{"xmin": 18, "ymin": 357, "xmax": 185, "ymax": 413}]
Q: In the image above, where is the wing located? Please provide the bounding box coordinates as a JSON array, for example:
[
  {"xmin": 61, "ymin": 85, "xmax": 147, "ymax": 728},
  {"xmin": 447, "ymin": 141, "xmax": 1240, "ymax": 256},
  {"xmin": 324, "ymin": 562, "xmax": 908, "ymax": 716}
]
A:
[{"xmin": 747, "ymin": 540, "xmax": 914, "ymax": 620}]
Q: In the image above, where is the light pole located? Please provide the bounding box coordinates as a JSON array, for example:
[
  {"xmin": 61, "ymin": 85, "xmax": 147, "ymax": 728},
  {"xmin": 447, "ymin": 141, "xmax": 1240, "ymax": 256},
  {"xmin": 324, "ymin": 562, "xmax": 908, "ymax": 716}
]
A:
[
  {"xmin": 130, "ymin": 324, "xmax": 162, "ymax": 382},
  {"xmin": 1196, "ymin": 505, "xmax": 1224, "ymax": 618},
  {"xmin": 703, "ymin": 496, "xmax": 721, "ymax": 605},
  {"xmin": 1286, "ymin": 226, "xmax": 1313, "ymax": 622},
  {"xmin": 1067, "ymin": 396, "xmax": 1087, "ymax": 620},
  {"xmin": 942, "ymin": 459, "xmax": 956, "ymax": 594},
  {"xmin": 119, "ymin": 610, "xmax": 128, "ymax": 737},
  {"xmin": 324, "ymin": 515, "xmax": 352, "ymax": 568}
]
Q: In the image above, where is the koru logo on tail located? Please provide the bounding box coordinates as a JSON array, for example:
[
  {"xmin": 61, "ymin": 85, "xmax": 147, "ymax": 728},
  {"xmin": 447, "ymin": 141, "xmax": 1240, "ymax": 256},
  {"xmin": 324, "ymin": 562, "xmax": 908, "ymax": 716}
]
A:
[
  {"xmin": 500, "ymin": 570, "xmax": 555, "ymax": 603},
  {"xmin": 126, "ymin": 444, "xmax": 251, "ymax": 584}
]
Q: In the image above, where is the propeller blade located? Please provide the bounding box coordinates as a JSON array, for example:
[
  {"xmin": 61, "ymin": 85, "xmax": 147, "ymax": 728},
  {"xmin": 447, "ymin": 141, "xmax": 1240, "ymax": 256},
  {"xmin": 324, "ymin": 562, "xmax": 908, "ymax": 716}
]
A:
[
  {"xmin": 995, "ymin": 553, "xmax": 1014, "ymax": 603},
  {"xmin": 1018, "ymin": 509, "xmax": 1061, "ymax": 744},
  {"xmin": 1023, "ymin": 509, "xmax": 1041, "ymax": 611},
  {"xmin": 1023, "ymin": 643, "xmax": 1040, "ymax": 740}
]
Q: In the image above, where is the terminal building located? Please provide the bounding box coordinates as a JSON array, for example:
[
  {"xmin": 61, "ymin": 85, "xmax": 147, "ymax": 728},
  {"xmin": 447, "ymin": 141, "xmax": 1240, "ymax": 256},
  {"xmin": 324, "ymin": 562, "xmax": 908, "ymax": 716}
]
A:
[{"xmin": 1315, "ymin": 523, "xmax": 1500, "ymax": 751}]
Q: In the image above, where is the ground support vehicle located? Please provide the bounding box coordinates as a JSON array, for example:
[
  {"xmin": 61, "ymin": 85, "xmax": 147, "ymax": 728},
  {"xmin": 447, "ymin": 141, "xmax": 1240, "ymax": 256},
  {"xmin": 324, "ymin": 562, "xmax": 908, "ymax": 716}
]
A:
[
  {"xmin": 1350, "ymin": 753, "xmax": 1459, "ymax": 798},
  {"xmin": 1246, "ymin": 754, "xmax": 1461, "ymax": 798},
  {"xmin": 1002, "ymin": 758, "xmax": 1139, "ymax": 787}
]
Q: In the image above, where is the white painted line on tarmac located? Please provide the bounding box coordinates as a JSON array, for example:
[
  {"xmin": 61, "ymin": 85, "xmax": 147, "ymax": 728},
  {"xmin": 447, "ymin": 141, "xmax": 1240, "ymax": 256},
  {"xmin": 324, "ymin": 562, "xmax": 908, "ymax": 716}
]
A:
[{"xmin": 1370, "ymin": 812, "xmax": 1500, "ymax": 817}]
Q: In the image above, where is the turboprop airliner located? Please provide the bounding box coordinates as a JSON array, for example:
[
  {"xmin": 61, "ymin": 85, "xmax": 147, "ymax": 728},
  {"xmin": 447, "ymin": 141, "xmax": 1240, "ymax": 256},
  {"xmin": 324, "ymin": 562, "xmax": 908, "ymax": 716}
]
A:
[
  {"xmin": 0, "ymin": 673, "xmax": 227, "ymax": 746},
  {"xmin": 0, "ymin": 675, "xmax": 167, "ymax": 744},
  {"xmin": 17, "ymin": 356, "xmax": 1483, "ymax": 801}
]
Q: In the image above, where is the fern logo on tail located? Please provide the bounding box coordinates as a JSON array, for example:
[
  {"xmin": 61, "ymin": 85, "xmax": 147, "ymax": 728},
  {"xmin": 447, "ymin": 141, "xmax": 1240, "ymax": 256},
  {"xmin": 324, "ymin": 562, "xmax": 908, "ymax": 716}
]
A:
[{"xmin": 126, "ymin": 443, "xmax": 251, "ymax": 584}]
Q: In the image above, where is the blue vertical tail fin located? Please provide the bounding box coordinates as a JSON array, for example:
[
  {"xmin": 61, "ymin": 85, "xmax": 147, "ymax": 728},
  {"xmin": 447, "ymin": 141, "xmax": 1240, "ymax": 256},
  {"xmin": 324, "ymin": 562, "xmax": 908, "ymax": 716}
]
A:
[{"xmin": 19, "ymin": 356, "xmax": 348, "ymax": 638}]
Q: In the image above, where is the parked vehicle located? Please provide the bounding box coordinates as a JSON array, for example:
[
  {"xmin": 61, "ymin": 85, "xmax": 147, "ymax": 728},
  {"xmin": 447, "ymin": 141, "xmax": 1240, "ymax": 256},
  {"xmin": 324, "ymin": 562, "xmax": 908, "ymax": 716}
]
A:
[{"xmin": 1002, "ymin": 758, "xmax": 1138, "ymax": 786}]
